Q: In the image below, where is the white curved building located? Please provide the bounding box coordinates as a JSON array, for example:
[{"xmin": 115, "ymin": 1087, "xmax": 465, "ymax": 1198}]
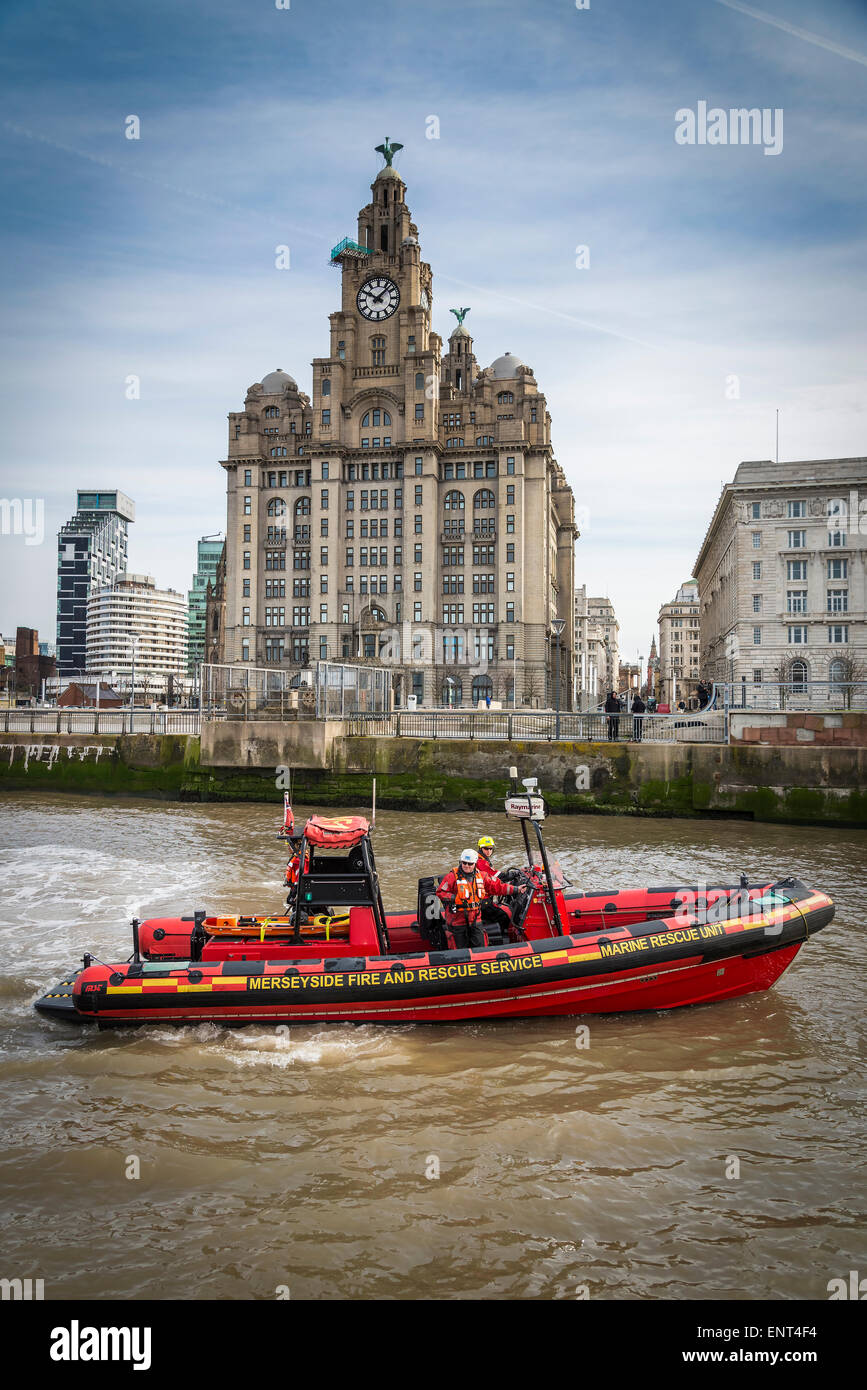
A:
[{"xmin": 86, "ymin": 574, "xmax": 188, "ymax": 688}]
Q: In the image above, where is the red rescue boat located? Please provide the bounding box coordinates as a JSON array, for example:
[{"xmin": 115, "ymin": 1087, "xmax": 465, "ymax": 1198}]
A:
[{"xmin": 34, "ymin": 778, "xmax": 834, "ymax": 1026}]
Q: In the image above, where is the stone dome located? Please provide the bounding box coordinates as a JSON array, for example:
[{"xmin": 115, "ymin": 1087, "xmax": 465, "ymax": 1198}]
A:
[
  {"xmin": 374, "ymin": 165, "xmax": 403, "ymax": 182},
  {"xmin": 449, "ymin": 323, "xmax": 471, "ymax": 338},
  {"xmin": 261, "ymin": 369, "xmax": 297, "ymax": 394},
  {"xmin": 490, "ymin": 352, "xmax": 525, "ymax": 379},
  {"xmin": 401, "ymin": 234, "xmax": 418, "ymax": 246}
]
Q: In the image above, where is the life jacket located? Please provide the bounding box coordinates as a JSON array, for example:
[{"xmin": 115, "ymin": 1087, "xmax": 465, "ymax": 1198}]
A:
[
  {"xmin": 285, "ymin": 854, "xmax": 301, "ymax": 887},
  {"xmin": 453, "ymin": 870, "xmax": 485, "ymax": 913}
]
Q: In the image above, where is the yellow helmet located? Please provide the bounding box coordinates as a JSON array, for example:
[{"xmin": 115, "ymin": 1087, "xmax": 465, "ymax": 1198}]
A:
[{"xmin": 477, "ymin": 836, "xmax": 495, "ymax": 851}]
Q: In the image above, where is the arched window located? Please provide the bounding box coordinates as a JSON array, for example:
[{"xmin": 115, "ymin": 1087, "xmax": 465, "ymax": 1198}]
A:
[
  {"xmin": 295, "ymin": 496, "xmax": 311, "ymax": 516},
  {"xmin": 267, "ymin": 497, "xmax": 286, "ymax": 517},
  {"xmin": 361, "ymin": 408, "xmax": 392, "ymax": 428},
  {"xmin": 472, "ymin": 675, "xmax": 493, "ymax": 706},
  {"xmin": 444, "ymin": 490, "xmax": 465, "ymax": 511},
  {"xmin": 370, "ymin": 605, "xmax": 388, "ymax": 624},
  {"xmin": 264, "ymin": 405, "xmax": 280, "ymax": 418},
  {"xmin": 497, "ymin": 391, "xmax": 514, "ymax": 404},
  {"xmin": 829, "ymin": 658, "xmax": 847, "ymax": 688},
  {"xmin": 474, "ymin": 488, "xmax": 496, "ymax": 510},
  {"xmin": 790, "ymin": 659, "xmax": 808, "ymax": 693},
  {"xmin": 415, "ymin": 372, "xmax": 425, "ymax": 390}
]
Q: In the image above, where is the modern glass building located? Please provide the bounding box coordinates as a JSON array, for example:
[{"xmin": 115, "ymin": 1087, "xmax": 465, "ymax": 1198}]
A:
[
  {"xmin": 56, "ymin": 491, "xmax": 135, "ymax": 677},
  {"xmin": 187, "ymin": 533, "xmax": 225, "ymax": 677}
]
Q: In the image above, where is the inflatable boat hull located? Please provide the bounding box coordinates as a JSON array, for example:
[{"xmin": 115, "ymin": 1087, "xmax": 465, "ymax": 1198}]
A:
[{"xmin": 35, "ymin": 883, "xmax": 833, "ymax": 1026}]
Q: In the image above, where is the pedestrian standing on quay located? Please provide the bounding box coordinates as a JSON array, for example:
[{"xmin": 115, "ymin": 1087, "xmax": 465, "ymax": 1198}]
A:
[
  {"xmin": 631, "ymin": 692, "xmax": 646, "ymax": 741},
  {"xmin": 604, "ymin": 691, "xmax": 621, "ymax": 741}
]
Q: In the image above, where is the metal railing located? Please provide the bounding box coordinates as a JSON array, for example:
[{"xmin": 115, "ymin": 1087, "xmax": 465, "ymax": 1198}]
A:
[
  {"xmin": 0, "ymin": 709, "xmax": 203, "ymax": 735},
  {"xmin": 345, "ymin": 710, "xmax": 727, "ymax": 743},
  {"xmin": 714, "ymin": 679, "xmax": 867, "ymax": 712}
]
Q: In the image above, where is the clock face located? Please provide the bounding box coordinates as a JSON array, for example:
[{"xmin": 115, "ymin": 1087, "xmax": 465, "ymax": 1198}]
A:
[{"xmin": 357, "ymin": 276, "xmax": 400, "ymax": 321}]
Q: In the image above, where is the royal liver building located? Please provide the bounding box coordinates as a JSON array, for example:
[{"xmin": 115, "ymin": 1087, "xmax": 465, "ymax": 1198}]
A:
[{"xmin": 216, "ymin": 143, "xmax": 576, "ymax": 707}]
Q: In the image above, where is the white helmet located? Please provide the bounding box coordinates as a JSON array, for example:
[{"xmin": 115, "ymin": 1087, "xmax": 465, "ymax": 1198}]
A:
[{"xmin": 460, "ymin": 848, "xmax": 479, "ymax": 866}]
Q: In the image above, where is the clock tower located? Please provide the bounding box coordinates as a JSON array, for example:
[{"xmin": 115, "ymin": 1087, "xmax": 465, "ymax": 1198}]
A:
[{"xmin": 312, "ymin": 143, "xmax": 438, "ymax": 456}]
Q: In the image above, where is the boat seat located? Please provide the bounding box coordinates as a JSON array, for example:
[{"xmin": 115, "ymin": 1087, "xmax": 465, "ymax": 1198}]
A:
[{"xmin": 348, "ymin": 906, "xmax": 381, "ymax": 952}]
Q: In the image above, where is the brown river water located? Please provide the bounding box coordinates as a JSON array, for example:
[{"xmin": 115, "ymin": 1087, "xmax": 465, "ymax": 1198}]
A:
[{"xmin": 0, "ymin": 792, "xmax": 865, "ymax": 1301}]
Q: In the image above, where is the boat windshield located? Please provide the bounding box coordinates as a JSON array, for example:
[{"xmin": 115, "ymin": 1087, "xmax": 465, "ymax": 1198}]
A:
[{"xmin": 527, "ymin": 848, "xmax": 567, "ymax": 887}]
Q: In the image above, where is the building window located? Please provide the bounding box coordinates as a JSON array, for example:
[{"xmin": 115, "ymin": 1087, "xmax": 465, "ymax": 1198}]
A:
[
  {"xmin": 751, "ymin": 531, "xmax": 761, "ymax": 548},
  {"xmin": 242, "ymin": 579, "xmax": 250, "ymax": 597},
  {"xmin": 827, "ymin": 589, "xmax": 848, "ymax": 613},
  {"xmin": 752, "ymin": 561, "xmax": 761, "ymax": 580},
  {"xmin": 415, "ymin": 404, "xmax": 424, "ymax": 421},
  {"xmin": 752, "ymin": 594, "xmax": 761, "ymax": 613},
  {"xmin": 787, "ymin": 530, "xmax": 806, "ymax": 549},
  {"xmin": 507, "ymin": 456, "xmax": 515, "ymax": 475},
  {"xmin": 244, "ymin": 470, "xmax": 252, "ymax": 486},
  {"xmin": 414, "ymin": 572, "xmax": 422, "ymax": 592},
  {"xmin": 242, "ymin": 606, "xmax": 250, "ymax": 626},
  {"xmin": 787, "ymin": 500, "xmax": 806, "ymax": 518},
  {"xmin": 828, "ymin": 624, "xmax": 848, "ymax": 643},
  {"xmin": 753, "ymin": 668, "xmax": 763, "ymax": 683},
  {"xmin": 321, "ymin": 410, "xmax": 330, "ymax": 426},
  {"xmin": 506, "ymin": 515, "xmax": 515, "ymax": 534},
  {"xmin": 787, "ymin": 590, "xmax": 807, "ymax": 613},
  {"xmin": 241, "ymin": 640, "xmax": 250, "ymax": 661},
  {"xmin": 243, "ymin": 552, "xmax": 251, "ymax": 570},
  {"xmin": 827, "ymin": 558, "xmax": 848, "ymax": 579},
  {"xmin": 828, "ymin": 528, "xmax": 847, "ymax": 548},
  {"xmin": 753, "ymin": 626, "xmax": 761, "ymax": 644},
  {"xmin": 243, "ymin": 525, "xmax": 251, "ymax": 542},
  {"xmin": 506, "ymin": 602, "xmax": 515, "ymax": 623},
  {"xmin": 786, "ymin": 560, "xmax": 807, "ymax": 581},
  {"xmin": 244, "ymin": 496, "xmax": 252, "ymax": 515},
  {"xmin": 787, "ymin": 625, "xmax": 808, "ymax": 644},
  {"xmin": 321, "ymin": 380, "xmax": 330, "ymax": 398},
  {"xmin": 474, "ymin": 488, "xmax": 495, "ymax": 510},
  {"xmin": 751, "ymin": 502, "xmax": 761, "ymax": 519},
  {"xmin": 506, "ymin": 572, "xmax": 515, "ymax": 592}
]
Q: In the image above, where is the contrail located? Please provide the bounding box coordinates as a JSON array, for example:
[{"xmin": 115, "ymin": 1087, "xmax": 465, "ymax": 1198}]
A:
[{"xmin": 713, "ymin": 0, "xmax": 867, "ymax": 69}]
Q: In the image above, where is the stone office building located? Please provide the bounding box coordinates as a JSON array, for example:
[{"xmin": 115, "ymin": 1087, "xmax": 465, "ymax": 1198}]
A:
[
  {"xmin": 694, "ymin": 457, "xmax": 867, "ymax": 693},
  {"xmin": 216, "ymin": 144, "xmax": 577, "ymax": 707}
]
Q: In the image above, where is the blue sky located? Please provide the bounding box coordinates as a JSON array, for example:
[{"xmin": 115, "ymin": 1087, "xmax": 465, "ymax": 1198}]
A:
[{"xmin": 1, "ymin": 0, "xmax": 865, "ymax": 664}]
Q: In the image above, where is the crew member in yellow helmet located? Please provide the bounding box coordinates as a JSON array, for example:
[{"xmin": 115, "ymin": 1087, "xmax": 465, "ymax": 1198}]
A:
[{"xmin": 476, "ymin": 836, "xmax": 512, "ymax": 941}]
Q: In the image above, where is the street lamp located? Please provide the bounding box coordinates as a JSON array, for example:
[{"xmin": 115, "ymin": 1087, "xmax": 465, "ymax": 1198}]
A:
[{"xmin": 551, "ymin": 618, "xmax": 566, "ymax": 739}]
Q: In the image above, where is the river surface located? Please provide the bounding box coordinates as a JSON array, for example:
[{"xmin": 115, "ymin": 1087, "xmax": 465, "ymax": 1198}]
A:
[{"xmin": 1, "ymin": 792, "xmax": 864, "ymax": 1301}]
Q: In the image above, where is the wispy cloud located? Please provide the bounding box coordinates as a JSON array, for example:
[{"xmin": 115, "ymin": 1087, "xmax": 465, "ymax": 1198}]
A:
[{"xmin": 713, "ymin": 0, "xmax": 867, "ymax": 69}]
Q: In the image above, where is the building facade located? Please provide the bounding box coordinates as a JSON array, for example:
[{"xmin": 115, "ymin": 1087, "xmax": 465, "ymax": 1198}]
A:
[
  {"xmin": 218, "ymin": 146, "xmax": 577, "ymax": 706},
  {"xmin": 56, "ymin": 490, "xmax": 135, "ymax": 677},
  {"xmin": 188, "ymin": 533, "xmax": 225, "ymax": 677},
  {"xmin": 657, "ymin": 579, "xmax": 701, "ymax": 706},
  {"xmin": 573, "ymin": 589, "xmax": 620, "ymax": 707},
  {"xmin": 694, "ymin": 458, "xmax": 867, "ymax": 693},
  {"xmin": 86, "ymin": 574, "xmax": 188, "ymax": 700}
]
